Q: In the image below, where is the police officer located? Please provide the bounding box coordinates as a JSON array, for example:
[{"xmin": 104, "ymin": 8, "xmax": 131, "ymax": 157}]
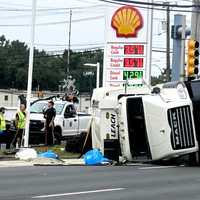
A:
[
  {"xmin": 14, "ymin": 104, "xmax": 26, "ymax": 148},
  {"xmin": 44, "ymin": 100, "xmax": 56, "ymax": 146}
]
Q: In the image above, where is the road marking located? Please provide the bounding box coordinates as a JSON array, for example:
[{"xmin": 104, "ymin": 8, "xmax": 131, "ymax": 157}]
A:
[
  {"xmin": 32, "ymin": 188, "xmax": 125, "ymax": 199},
  {"xmin": 138, "ymin": 166, "xmax": 177, "ymax": 170}
]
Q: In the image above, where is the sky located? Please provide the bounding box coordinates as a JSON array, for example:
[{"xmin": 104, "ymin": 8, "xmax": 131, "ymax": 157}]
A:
[{"xmin": 0, "ymin": 0, "xmax": 193, "ymax": 76}]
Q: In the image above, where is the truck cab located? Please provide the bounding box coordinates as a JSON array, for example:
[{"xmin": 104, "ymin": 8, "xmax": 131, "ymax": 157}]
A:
[
  {"xmin": 91, "ymin": 82, "xmax": 198, "ymax": 162},
  {"xmin": 185, "ymin": 79, "xmax": 200, "ymax": 163}
]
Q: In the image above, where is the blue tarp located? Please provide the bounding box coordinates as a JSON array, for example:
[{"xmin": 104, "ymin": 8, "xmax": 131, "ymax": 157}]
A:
[
  {"xmin": 38, "ymin": 150, "xmax": 58, "ymax": 159},
  {"xmin": 84, "ymin": 148, "xmax": 110, "ymax": 165}
]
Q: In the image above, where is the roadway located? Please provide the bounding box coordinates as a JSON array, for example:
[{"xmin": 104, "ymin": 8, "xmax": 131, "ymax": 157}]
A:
[{"xmin": 1, "ymin": 164, "xmax": 200, "ymax": 200}]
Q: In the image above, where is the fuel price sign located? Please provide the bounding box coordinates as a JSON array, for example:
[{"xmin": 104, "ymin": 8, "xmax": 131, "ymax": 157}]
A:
[
  {"xmin": 103, "ymin": 4, "xmax": 153, "ymax": 88},
  {"xmin": 105, "ymin": 42, "xmax": 145, "ymax": 86}
]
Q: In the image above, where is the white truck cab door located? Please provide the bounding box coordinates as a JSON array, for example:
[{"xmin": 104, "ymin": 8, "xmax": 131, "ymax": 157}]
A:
[{"xmin": 63, "ymin": 105, "xmax": 79, "ymax": 136}]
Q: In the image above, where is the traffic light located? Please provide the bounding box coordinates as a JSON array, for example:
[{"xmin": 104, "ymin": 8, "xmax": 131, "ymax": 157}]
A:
[{"xmin": 186, "ymin": 39, "xmax": 199, "ymax": 76}]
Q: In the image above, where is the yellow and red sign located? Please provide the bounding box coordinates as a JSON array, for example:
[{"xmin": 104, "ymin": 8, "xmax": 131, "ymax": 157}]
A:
[
  {"xmin": 103, "ymin": 3, "xmax": 153, "ymax": 88},
  {"xmin": 111, "ymin": 6, "xmax": 143, "ymax": 38}
]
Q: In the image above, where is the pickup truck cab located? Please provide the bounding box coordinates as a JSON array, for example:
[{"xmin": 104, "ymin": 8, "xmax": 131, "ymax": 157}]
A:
[{"xmin": 29, "ymin": 100, "xmax": 92, "ymax": 146}]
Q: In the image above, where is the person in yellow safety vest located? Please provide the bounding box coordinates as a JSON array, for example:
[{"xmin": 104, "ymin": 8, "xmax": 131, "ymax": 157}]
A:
[
  {"xmin": 0, "ymin": 107, "xmax": 13, "ymax": 149},
  {"xmin": 0, "ymin": 107, "xmax": 6, "ymax": 133},
  {"xmin": 14, "ymin": 104, "xmax": 26, "ymax": 148}
]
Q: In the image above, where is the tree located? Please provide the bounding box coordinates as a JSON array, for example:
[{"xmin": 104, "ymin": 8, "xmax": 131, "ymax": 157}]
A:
[{"xmin": 0, "ymin": 35, "xmax": 104, "ymax": 92}]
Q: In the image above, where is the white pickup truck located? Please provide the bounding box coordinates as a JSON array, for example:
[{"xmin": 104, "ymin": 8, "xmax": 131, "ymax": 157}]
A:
[{"xmin": 29, "ymin": 100, "xmax": 92, "ymax": 148}]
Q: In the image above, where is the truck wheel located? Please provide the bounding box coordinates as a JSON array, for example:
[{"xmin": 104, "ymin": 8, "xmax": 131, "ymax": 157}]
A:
[{"xmin": 54, "ymin": 131, "xmax": 62, "ymax": 145}]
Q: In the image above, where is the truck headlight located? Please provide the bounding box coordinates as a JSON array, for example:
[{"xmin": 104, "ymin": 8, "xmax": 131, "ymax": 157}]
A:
[{"xmin": 177, "ymin": 83, "xmax": 187, "ymax": 99}]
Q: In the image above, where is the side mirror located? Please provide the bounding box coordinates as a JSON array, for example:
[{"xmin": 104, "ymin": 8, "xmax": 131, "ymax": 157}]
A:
[{"xmin": 152, "ymin": 87, "xmax": 161, "ymax": 94}]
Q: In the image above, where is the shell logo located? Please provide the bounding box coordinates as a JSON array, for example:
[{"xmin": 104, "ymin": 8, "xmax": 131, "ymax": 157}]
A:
[{"xmin": 111, "ymin": 6, "xmax": 143, "ymax": 38}]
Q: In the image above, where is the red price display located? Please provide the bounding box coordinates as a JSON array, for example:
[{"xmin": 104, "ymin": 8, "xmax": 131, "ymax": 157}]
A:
[
  {"xmin": 124, "ymin": 45, "xmax": 144, "ymax": 55},
  {"xmin": 124, "ymin": 58, "xmax": 143, "ymax": 68}
]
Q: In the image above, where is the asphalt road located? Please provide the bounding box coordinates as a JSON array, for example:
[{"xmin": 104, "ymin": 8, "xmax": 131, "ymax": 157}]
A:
[{"xmin": 1, "ymin": 164, "xmax": 200, "ymax": 200}]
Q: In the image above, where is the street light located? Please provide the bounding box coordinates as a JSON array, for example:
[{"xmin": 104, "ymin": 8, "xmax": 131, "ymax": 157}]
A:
[
  {"xmin": 24, "ymin": 0, "xmax": 37, "ymax": 148},
  {"xmin": 84, "ymin": 62, "xmax": 100, "ymax": 88}
]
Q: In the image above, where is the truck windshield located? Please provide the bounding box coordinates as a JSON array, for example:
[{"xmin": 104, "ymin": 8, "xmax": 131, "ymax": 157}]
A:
[{"xmin": 30, "ymin": 102, "xmax": 64, "ymax": 114}]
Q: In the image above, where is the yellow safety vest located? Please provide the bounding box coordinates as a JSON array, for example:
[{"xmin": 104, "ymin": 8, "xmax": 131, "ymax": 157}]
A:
[
  {"xmin": 17, "ymin": 111, "xmax": 26, "ymax": 129},
  {"xmin": 0, "ymin": 113, "xmax": 6, "ymax": 131}
]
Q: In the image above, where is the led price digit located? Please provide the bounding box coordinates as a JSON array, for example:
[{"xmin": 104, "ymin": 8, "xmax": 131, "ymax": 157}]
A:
[
  {"xmin": 124, "ymin": 45, "xmax": 144, "ymax": 55},
  {"xmin": 135, "ymin": 71, "xmax": 143, "ymax": 79},
  {"xmin": 123, "ymin": 71, "xmax": 143, "ymax": 80},
  {"xmin": 129, "ymin": 71, "xmax": 135, "ymax": 79},
  {"xmin": 123, "ymin": 71, "xmax": 129, "ymax": 80},
  {"xmin": 124, "ymin": 58, "xmax": 143, "ymax": 68}
]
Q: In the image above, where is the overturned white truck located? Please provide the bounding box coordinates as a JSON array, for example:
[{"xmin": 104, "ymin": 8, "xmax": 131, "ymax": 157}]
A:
[{"xmin": 91, "ymin": 81, "xmax": 198, "ymax": 162}]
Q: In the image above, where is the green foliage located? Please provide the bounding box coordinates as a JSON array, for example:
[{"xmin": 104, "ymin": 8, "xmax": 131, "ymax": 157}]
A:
[
  {"xmin": 0, "ymin": 35, "xmax": 103, "ymax": 92},
  {"xmin": 151, "ymin": 68, "xmax": 169, "ymax": 86}
]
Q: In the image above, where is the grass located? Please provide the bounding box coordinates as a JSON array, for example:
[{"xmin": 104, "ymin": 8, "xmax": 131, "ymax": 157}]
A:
[
  {"xmin": 34, "ymin": 145, "xmax": 81, "ymax": 159},
  {"xmin": 0, "ymin": 145, "xmax": 81, "ymax": 159}
]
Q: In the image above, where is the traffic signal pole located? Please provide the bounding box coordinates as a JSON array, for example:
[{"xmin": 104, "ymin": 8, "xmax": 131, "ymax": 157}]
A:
[
  {"xmin": 191, "ymin": 0, "xmax": 200, "ymax": 40},
  {"xmin": 171, "ymin": 15, "xmax": 187, "ymax": 81}
]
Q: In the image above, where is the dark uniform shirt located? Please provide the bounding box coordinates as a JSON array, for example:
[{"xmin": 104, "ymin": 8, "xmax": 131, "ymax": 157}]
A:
[{"xmin": 44, "ymin": 107, "xmax": 56, "ymax": 126}]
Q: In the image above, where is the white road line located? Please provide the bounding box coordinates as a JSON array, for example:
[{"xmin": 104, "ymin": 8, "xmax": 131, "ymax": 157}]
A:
[
  {"xmin": 139, "ymin": 166, "xmax": 177, "ymax": 170},
  {"xmin": 32, "ymin": 188, "xmax": 125, "ymax": 199}
]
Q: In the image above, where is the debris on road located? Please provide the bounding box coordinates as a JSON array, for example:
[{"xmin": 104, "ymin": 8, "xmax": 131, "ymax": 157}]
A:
[
  {"xmin": 15, "ymin": 148, "xmax": 37, "ymax": 160},
  {"xmin": 84, "ymin": 148, "xmax": 111, "ymax": 165},
  {"xmin": 38, "ymin": 150, "xmax": 58, "ymax": 159},
  {"xmin": 31, "ymin": 157, "xmax": 63, "ymax": 166}
]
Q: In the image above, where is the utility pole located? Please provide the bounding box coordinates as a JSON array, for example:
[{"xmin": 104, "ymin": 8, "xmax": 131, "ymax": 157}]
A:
[
  {"xmin": 191, "ymin": 0, "xmax": 200, "ymax": 41},
  {"xmin": 24, "ymin": 0, "xmax": 37, "ymax": 147},
  {"xmin": 67, "ymin": 9, "xmax": 72, "ymax": 75},
  {"xmin": 171, "ymin": 15, "xmax": 189, "ymax": 81},
  {"xmin": 165, "ymin": 2, "xmax": 171, "ymax": 82},
  {"xmin": 191, "ymin": 0, "xmax": 200, "ymax": 40}
]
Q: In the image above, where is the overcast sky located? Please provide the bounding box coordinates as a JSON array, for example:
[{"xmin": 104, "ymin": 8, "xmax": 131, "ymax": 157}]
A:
[{"xmin": 0, "ymin": 0, "xmax": 193, "ymax": 76}]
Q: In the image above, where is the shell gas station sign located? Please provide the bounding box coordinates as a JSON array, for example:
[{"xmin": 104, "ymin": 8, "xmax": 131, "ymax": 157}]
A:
[{"xmin": 103, "ymin": 3, "xmax": 153, "ymax": 88}]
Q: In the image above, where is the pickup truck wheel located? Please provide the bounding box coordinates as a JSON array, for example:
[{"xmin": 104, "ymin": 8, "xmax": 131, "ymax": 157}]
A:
[{"xmin": 54, "ymin": 131, "xmax": 62, "ymax": 145}]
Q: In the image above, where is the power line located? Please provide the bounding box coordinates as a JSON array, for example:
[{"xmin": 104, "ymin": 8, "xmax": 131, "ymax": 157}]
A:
[
  {"xmin": 0, "ymin": 0, "xmax": 197, "ymax": 16},
  {"xmin": 101, "ymin": 0, "xmax": 196, "ymax": 8},
  {"xmin": 98, "ymin": 0, "xmax": 200, "ymax": 13},
  {"xmin": 0, "ymin": 48, "xmax": 104, "ymax": 62},
  {"xmin": 35, "ymin": 42, "xmax": 173, "ymax": 52},
  {"xmin": 0, "ymin": 44, "xmax": 170, "ymax": 63},
  {"xmin": 0, "ymin": 4, "xmax": 106, "ymax": 12},
  {"xmin": 0, "ymin": 0, "xmax": 198, "ymax": 15},
  {"xmin": 73, "ymin": 0, "xmax": 104, "ymax": 4},
  {"xmin": 0, "ymin": 15, "xmax": 104, "ymax": 27},
  {"xmin": 35, "ymin": 42, "xmax": 104, "ymax": 47},
  {"xmin": 0, "ymin": 2, "xmax": 56, "ymax": 9},
  {"xmin": 0, "ymin": 7, "xmax": 106, "ymax": 20}
]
